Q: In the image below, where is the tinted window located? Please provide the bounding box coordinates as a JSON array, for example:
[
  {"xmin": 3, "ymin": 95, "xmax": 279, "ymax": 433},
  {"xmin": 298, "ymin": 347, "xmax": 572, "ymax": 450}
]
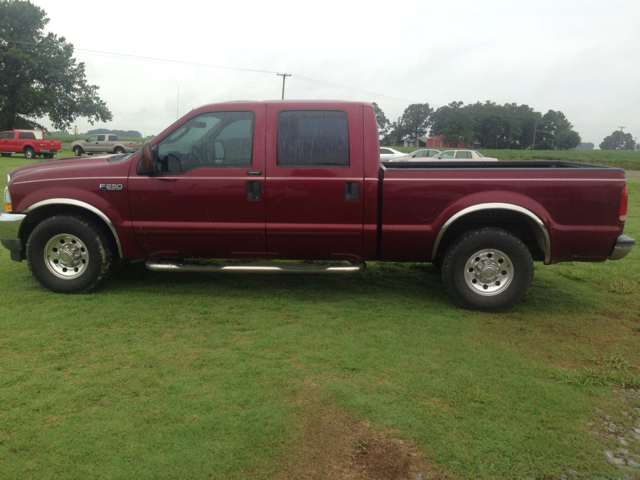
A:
[
  {"xmin": 18, "ymin": 132, "xmax": 36, "ymax": 139},
  {"xmin": 439, "ymin": 151, "xmax": 455, "ymax": 159},
  {"xmin": 380, "ymin": 148, "xmax": 392, "ymax": 154},
  {"xmin": 108, "ymin": 135, "xmax": 117, "ymax": 141},
  {"xmin": 97, "ymin": 135, "xmax": 105, "ymax": 141},
  {"xmin": 277, "ymin": 110, "xmax": 349, "ymax": 167},
  {"xmin": 455, "ymin": 151, "xmax": 471, "ymax": 159},
  {"xmin": 0, "ymin": 132, "xmax": 14, "ymax": 140},
  {"xmin": 155, "ymin": 111, "xmax": 254, "ymax": 173}
]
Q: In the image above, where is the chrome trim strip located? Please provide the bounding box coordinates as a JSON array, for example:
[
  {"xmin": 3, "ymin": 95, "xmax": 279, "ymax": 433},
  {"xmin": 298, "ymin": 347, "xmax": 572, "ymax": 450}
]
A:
[
  {"xmin": 609, "ymin": 235, "xmax": 635, "ymax": 260},
  {"xmin": 432, "ymin": 203, "xmax": 551, "ymax": 264},
  {"xmin": 146, "ymin": 260, "xmax": 366, "ymax": 273},
  {"xmin": 14, "ymin": 176, "xmax": 128, "ymax": 185},
  {"xmin": 23, "ymin": 199, "xmax": 124, "ymax": 258}
]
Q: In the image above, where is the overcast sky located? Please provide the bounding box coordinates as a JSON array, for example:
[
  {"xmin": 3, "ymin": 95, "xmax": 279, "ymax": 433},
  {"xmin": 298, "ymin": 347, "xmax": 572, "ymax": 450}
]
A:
[{"xmin": 33, "ymin": 0, "xmax": 640, "ymax": 146}]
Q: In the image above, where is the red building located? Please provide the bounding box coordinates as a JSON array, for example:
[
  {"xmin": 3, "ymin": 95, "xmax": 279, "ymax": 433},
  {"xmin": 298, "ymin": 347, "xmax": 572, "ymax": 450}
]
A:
[{"xmin": 426, "ymin": 135, "xmax": 467, "ymax": 149}]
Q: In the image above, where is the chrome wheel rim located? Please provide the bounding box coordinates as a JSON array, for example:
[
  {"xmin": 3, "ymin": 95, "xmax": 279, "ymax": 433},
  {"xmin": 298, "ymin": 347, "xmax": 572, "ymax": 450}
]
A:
[
  {"xmin": 463, "ymin": 248, "xmax": 513, "ymax": 296},
  {"xmin": 44, "ymin": 234, "xmax": 89, "ymax": 279}
]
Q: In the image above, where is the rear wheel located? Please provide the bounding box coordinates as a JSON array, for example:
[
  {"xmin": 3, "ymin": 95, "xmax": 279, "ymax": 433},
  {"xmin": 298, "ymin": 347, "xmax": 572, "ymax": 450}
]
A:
[
  {"xmin": 26, "ymin": 215, "xmax": 114, "ymax": 293},
  {"xmin": 441, "ymin": 227, "xmax": 533, "ymax": 312},
  {"xmin": 24, "ymin": 147, "xmax": 35, "ymax": 159},
  {"xmin": 114, "ymin": 147, "xmax": 125, "ymax": 154}
]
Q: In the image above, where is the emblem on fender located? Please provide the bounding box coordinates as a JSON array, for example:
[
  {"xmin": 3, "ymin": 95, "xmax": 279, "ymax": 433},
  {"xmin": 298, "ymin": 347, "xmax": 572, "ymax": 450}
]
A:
[{"xmin": 99, "ymin": 184, "xmax": 123, "ymax": 191}]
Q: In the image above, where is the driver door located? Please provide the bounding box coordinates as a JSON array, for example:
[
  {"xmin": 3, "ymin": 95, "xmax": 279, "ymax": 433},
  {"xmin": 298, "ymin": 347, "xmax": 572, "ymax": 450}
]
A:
[{"xmin": 128, "ymin": 106, "xmax": 266, "ymax": 259}]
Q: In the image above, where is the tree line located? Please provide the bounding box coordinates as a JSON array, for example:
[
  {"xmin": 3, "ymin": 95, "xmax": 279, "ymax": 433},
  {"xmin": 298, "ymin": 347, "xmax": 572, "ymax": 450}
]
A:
[{"xmin": 374, "ymin": 101, "xmax": 583, "ymax": 150}]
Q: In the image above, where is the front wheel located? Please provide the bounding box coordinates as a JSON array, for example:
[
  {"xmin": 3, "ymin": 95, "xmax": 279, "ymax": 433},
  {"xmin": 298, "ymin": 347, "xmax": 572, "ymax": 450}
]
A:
[
  {"xmin": 441, "ymin": 227, "xmax": 533, "ymax": 312},
  {"xmin": 26, "ymin": 215, "xmax": 114, "ymax": 293},
  {"xmin": 73, "ymin": 146, "xmax": 83, "ymax": 156},
  {"xmin": 24, "ymin": 147, "xmax": 35, "ymax": 159}
]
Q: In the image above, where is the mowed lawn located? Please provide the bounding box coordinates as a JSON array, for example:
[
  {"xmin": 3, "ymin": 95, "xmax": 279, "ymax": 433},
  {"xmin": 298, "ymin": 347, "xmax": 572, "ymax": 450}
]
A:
[{"xmin": 0, "ymin": 155, "xmax": 639, "ymax": 479}]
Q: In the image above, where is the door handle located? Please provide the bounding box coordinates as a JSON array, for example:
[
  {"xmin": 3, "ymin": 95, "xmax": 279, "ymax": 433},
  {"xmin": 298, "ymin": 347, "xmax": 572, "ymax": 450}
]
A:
[
  {"xmin": 344, "ymin": 182, "xmax": 360, "ymax": 202},
  {"xmin": 246, "ymin": 181, "xmax": 261, "ymax": 201}
]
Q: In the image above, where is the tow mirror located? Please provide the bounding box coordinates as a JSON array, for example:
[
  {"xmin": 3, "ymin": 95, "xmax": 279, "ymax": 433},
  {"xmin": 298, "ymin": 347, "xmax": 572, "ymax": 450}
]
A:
[{"xmin": 138, "ymin": 140, "xmax": 154, "ymax": 175}]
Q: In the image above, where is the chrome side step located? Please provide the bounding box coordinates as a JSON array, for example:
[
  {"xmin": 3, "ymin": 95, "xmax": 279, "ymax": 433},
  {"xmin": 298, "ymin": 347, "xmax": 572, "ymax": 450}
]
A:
[{"xmin": 145, "ymin": 260, "xmax": 366, "ymax": 273}]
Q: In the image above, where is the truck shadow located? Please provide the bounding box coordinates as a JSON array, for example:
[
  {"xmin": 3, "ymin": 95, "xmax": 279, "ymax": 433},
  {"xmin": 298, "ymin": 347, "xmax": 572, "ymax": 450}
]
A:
[{"xmin": 104, "ymin": 261, "xmax": 599, "ymax": 316}]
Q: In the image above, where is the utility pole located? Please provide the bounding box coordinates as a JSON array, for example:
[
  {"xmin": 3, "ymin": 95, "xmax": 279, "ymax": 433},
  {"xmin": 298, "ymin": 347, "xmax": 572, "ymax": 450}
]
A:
[
  {"xmin": 617, "ymin": 126, "xmax": 626, "ymax": 150},
  {"xmin": 277, "ymin": 73, "xmax": 291, "ymax": 100}
]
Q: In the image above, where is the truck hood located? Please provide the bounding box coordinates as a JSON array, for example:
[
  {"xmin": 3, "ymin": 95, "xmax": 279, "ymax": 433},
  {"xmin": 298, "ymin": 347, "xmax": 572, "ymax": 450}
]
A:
[{"xmin": 7, "ymin": 153, "xmax": 134, "ymax": 184}]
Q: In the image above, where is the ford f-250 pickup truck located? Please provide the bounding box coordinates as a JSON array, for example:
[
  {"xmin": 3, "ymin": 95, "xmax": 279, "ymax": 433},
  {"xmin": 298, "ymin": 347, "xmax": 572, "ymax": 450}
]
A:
[
  {"xmin": 71, "ymin": 134, "xmax": 143, "ymax": 156},
  {"xmin": 0, "ymin": 129, "xmax": 62, "ymax": 159},
  {"xmin": 0, "ymin": 100, "xmax": 635, "ymax": 311}
]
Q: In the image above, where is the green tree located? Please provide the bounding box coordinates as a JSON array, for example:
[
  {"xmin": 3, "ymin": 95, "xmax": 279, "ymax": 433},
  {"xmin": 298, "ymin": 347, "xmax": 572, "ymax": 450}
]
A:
[
  {"xmin": 599, "ymin": 130, "xmax": 636, "ymax": 150},
  {"xmin": 399, "ymin": 103, "xmax": 432, "ymax": 146},
  {"xmin": 534, "ymin": 110, "xmax": 581, "ymax": 150},
  {"xmin": 0, "ymin": 0, "xmax": 112, "ymax": 131},
  {"xmin": 372, "ymin": 102, "xmax": 391, "ymax": 142}
]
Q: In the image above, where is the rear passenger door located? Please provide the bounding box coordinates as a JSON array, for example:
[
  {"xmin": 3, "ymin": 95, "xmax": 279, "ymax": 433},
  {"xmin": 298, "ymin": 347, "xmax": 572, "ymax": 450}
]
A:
[{"xmin": 265, "ymin": 103, "xmax": 365, "ymax": 261}]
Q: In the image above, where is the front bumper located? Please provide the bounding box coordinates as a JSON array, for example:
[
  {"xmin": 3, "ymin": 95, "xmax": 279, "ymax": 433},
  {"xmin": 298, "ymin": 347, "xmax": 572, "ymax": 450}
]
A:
[
  {"xmin": 609, "ymin": 234, "xmax": 635, "ymax": 260},
  {"xmin": 0, "ymin": 211, "xmax": 26, "ymax": 261}
]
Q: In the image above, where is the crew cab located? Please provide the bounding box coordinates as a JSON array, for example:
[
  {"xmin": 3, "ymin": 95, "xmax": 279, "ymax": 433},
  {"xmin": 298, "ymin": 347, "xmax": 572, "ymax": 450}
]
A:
[
  {"xmin": 71, "ymin": 134, "xmax": 143, "ymax": 156},
  {"xmin": 0, "ymin": 100, "xmax": 634, "ymax": 311},
  {"xmin": 0, "ymin": 129, "xmax": 61, "ymax": 159}
]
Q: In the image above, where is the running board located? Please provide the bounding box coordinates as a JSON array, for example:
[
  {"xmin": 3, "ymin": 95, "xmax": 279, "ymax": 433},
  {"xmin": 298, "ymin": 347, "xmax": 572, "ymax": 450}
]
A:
[{"xmin": 145, "ymin": 260, "xmax": 366, "ymax": 273}]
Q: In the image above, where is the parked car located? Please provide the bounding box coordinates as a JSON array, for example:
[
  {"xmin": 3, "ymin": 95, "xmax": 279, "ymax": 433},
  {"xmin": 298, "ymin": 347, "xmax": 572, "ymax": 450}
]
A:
[
  {"xmin": 388, "ymin": 149, "xmax": 441, "ymax": 162},
  {"xmin": 0, "ymin": 129, "xmax": 61, "ymax": 159},
  {"xmin": 433, "ymin": 150, "xmax": 499, "ymax": 161},
  {"xmin": 0, "ymin": 100, "xmax": 634, "ymax": 312},
  {"xmin": 379, "ymin": 147, "xmax": 405, "ymax": 161},
  {"xmin": 71, "ymin": 134, "xmax": 143, "ymax": 156}
]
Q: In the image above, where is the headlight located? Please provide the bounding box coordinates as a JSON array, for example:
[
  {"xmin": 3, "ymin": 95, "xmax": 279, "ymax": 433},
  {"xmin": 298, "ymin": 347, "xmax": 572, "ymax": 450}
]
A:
[{"xmin": 4, "ymin": 186, "xmax": 12, "ymax": 212}]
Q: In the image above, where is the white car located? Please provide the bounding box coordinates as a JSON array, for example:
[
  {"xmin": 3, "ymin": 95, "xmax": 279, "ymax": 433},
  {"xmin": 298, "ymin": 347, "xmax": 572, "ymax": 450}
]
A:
[
  {"xmin": 388, "ymin": 149, "xmax": 441, "ymax": 162},
  {"xmin": 379, "ymin": 147, "xmax": 406, "ymax": 161},
  {"xmin": 433, "ymin": 150, "xmax": 498, "ymax": 161}
]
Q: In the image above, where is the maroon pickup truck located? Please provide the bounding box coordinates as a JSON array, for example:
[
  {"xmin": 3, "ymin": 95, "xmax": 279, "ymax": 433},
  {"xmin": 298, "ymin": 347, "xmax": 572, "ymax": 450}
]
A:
[{"xmin": 0, "ymin": 100, "xmax": 634, "ymax": 311}]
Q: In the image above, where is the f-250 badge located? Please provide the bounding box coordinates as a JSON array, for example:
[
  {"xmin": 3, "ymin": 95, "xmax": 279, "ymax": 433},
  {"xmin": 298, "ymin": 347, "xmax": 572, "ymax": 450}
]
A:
[{"xmin": 99, "ymin": 184, "xmax": 123, "ymax": 191}]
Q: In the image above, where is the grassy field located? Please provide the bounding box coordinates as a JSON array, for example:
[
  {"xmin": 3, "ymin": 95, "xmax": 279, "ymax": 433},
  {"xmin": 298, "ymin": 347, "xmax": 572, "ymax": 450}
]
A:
[{"xmin": 1, "ymin": 155, "xmax": 639, "ymax": 478}]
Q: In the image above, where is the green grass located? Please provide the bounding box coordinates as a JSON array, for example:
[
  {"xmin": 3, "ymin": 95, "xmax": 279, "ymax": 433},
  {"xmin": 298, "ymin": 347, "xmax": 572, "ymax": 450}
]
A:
[{"xmin": 1, "ymin": 157, "xmax": 639, "ymax": 478}]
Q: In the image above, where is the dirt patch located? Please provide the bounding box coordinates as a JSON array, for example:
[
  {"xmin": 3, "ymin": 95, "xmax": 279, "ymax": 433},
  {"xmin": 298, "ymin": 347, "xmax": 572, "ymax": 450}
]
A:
[{"xmin": 271, "ymin": 379, "xmax": 442, "ymax": 480}]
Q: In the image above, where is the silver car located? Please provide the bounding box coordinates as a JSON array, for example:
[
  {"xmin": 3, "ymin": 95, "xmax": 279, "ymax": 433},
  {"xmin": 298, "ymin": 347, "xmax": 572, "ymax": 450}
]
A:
[{"xmin": 388, "ymin": 149, "xmax": 441, "ymax": 162}]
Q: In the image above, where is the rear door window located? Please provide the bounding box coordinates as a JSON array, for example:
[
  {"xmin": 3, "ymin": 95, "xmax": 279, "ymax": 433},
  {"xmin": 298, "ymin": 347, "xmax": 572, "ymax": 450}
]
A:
[{"xmin": 277, "ymin": 110, "xmax": 349, "ymax": 167}]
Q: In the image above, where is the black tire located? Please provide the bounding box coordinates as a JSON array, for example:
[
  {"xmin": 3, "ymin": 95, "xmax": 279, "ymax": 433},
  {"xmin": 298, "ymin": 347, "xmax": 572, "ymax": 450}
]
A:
[
  {"xmin": 114, "ymin": 147, "xmax": 125, "ymax": 154},
  {"xmin": 24, "ymin": 146, "xmax": 35, "ymax": 159},
  {"xmin": 73, "ymin": 146, "xmax": 83, "ymax": 156},
  {"xmin": 26, "ymin": 215, "xmax": 114, "ymax": 293},
  {"xmin": 441, "ymin": 227, "xmax": 533, "ymax": 312}
]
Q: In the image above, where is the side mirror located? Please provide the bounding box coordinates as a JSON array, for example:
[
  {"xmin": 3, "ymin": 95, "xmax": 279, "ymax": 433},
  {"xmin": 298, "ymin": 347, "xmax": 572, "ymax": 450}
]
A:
[{"xmin": 138, "ymin": 140, "xmax": 155, "ymax": 175}]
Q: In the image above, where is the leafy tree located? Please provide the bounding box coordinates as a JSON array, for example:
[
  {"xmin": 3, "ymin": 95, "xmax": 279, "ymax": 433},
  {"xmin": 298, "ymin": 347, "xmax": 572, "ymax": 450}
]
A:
[
  {"xmin": 599, "ymin": 131, "xmax": 636, "ymax": 150},
  {"xmin": 0, "ymin": 0, "xmax": 112, "ymax": 131},
  {"xmin": 534, "ymin": 110, "xmax": 581, "ymax": 150},
  {"xmin": 441, "ymin": 105, "xmax": 474, "ymax": 147},
  {"xmin": 399, "ymin": 103, "xmax": 432, "ymax": 146},
  {"xmin": 372, "ymin": 102, "xmax": 391, "ymax": 142}
]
